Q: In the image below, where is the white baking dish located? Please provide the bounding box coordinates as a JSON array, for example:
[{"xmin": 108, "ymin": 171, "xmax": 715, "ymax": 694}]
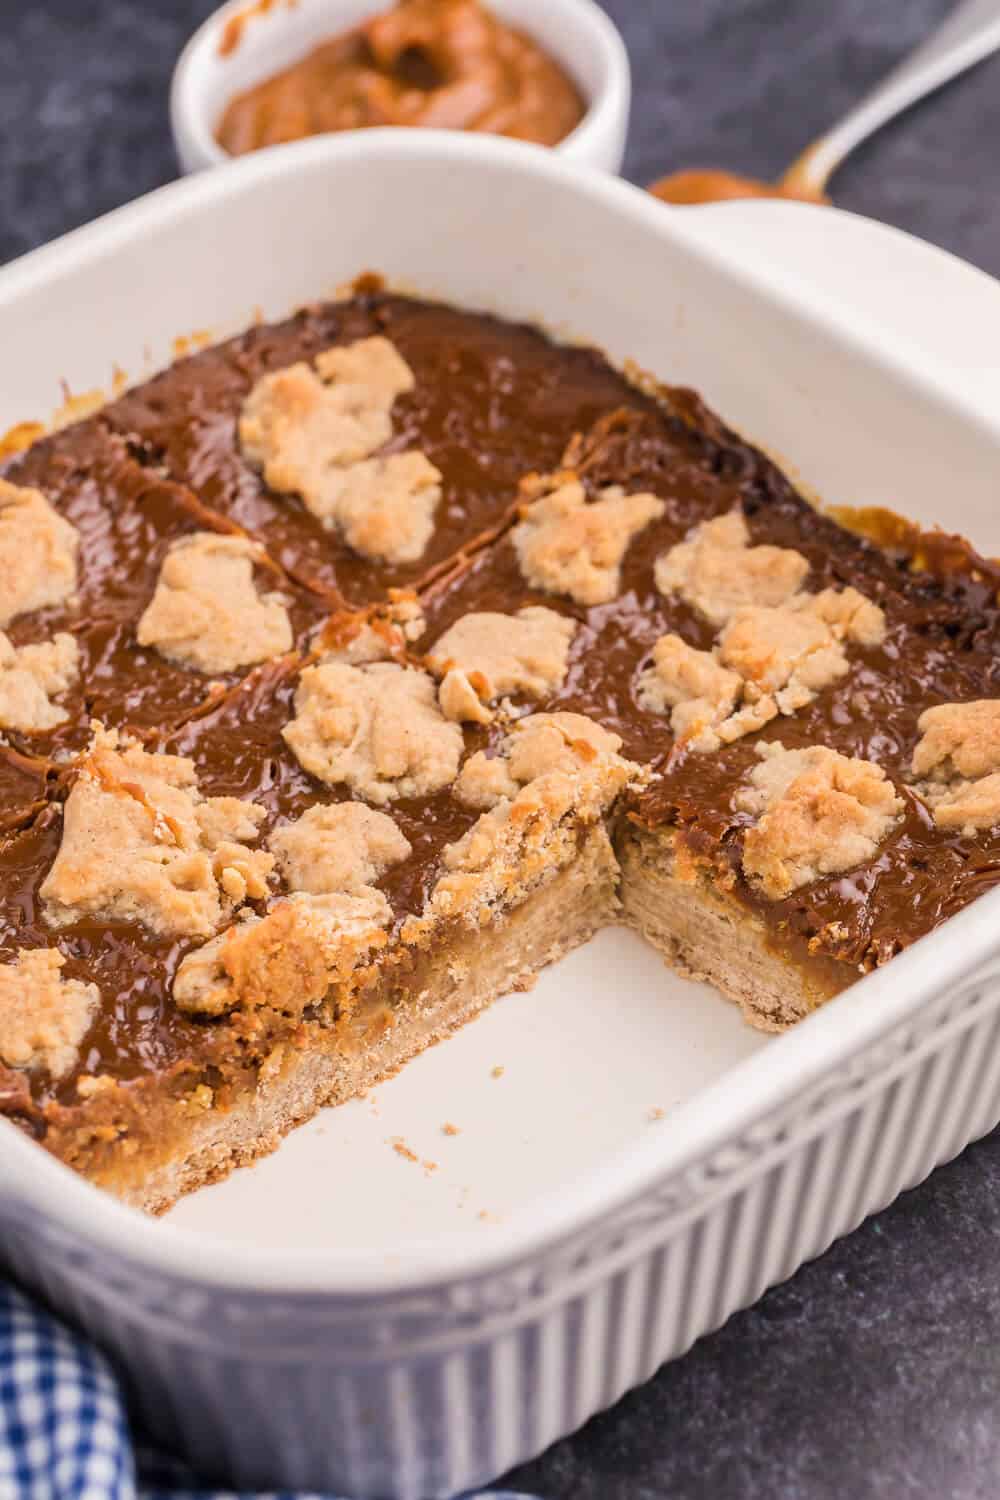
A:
[
  {"xmin": 3, "ymin": 133, "xmax": 1000, "ymax": 1500},
  {"xmin": 170, "ymin": 0, "xmax": 630, "ymax": 174}
]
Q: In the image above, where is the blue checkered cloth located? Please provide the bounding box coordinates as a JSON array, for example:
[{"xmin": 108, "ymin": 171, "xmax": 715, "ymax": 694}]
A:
[{"xmin": 0, "ymin": 1282, "xmax": 537, "ymax": 1500}]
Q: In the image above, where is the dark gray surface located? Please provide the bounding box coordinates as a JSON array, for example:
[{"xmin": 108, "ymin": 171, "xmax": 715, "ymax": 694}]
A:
[{"xmin": 3, "ymin": 4, "xmax": 1000, "ymax": 1498}]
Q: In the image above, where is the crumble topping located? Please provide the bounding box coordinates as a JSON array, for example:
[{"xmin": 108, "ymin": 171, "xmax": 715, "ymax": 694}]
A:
[
  {"xmin": 173, "ymin": 890, "xmax": 389, "ymax": 1017},
  {"xmin": 321, "ymin": 451, "xmax": 442, "ymax": 565},
  {"xmin": 453, "ymin": 749, "xmax": 517, "ymax": 810},
  {"xmin": 807, "ymin": 586, "xmax": 888, "ymax": 648},
  {"xmin": 737, "ymin": 742, "xmax": 903, "ymax": 899},
  {"xmin": 636, "ymin": 634, "xmax": 743, "ymax": 744},
  {"xmin": 430, "ymin": 606, "xmax": 576, "ymax": 724},
  {"xmin": 511, "ymin": 479, "xmax": 664, "ymax": 605},
  {"xmin": 911, "ymin": 700, "xmax": 1000, "ymax": 832},
  {"xmin": 314, "ymin": 597, "xmax": 425, "ymax": 665},
  {"xmin": 136, "ymin": 532, "xmax": 293, "ymax": 675},
  {"xmin": 329, "ymin": 625, "xmax": 401, "ymax": 668},
  {"xmin": 40, "ymin": 729, "xmax": 273, "ymax": 938},
  {"xmin": 654, "ymin": 509, "xmax": 810, "ymax": 625},
  {"xmin": 312, "ymin": 337, "xmax": 416, "ymax": 403},
  {"xmin": 193, "ymin": 795, "xmax": 273, "ymax": 904},
  {"xmin": 718, "ymin": 604, "xmax": 849, "ymax": 714},
  {"xmin": 719, "ymin": 587, "xmax": 885, "ymax": 715},
  {"xmin": 240, "ymin": 359, "xmax": 387, "ymax": 473},
  {"xmin": 455, "ymin": 711, "xmax": 626, "ymax": 810},
  {"xmin": 282, "ymin": 660, "xmax": 464, "ymax": 804},
  {"xmin": 637, "ymin": 630, "xmax": 779, "ymax": 752},
  {"xmin": 241, "ymin": 335, "xmax": 412, "ymax": 472},
  {"xmin": 440, "ymin": 800, "xmax": 527, "ymax": 875},
  {"xmin": 912, "ymin": 700, "xmax": 1000, "ymax": 783},
  {"xmin": 427, "ymin": 784, "xmax": 616, "ymax": 924},
  {"xmin": 0, "ymin": 631, "xmax": 79, "ymax": 732},
  {"xmin": 0, "ymin": 948, "xmax": 99, "ymax": 1078},
  {"xmin": 238, "ymin": 336, "xmax": 443, "ymax": 564},
  {"xmin": 640, "ymin": 581, "xmax": 887, "ymax": 751},
  {"xmin": 0, "ymin": 480, "xmax": 80, "ymax": 628},
  {"xmin": 423, "ymin": 714, "xmax": 633, "ymax": 927},
  {"xmin": 439, "ymin": 668, "xmax": 492, "ymax": 726},
  {"xmin": 919, "ymin": 773, "xmax": 1000, "ymax": 834},
  {"xmin": 508, "ymin": 712, "xmax": 624, "ymax": 780},
  {"xmin": 269, "ymin": 802, "xmax": 411, "ymax": 896}
]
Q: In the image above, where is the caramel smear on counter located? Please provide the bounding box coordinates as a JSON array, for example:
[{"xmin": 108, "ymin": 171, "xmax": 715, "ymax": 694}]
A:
[{"xmin": 216, "ymin": 0, "xmax": 585, "ymax": 155}]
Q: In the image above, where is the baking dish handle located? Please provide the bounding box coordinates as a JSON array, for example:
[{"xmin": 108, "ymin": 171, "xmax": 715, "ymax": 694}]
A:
[{"xmin": 676, "ymin": 198, "xmax": 1000, "ymax": 416}]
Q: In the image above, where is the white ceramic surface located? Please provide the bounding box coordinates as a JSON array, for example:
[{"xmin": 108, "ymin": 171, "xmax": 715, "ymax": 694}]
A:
[
  {"xmin": 3, "ymin": 134, "xmax": 1000, "ymax": 1499},
  {"xmin": 168, "ymin": 929, "xmax": 767, "ymax": 1251},
  {"xmin": 170, "ymin": 0, "xmax": 631, "ymax": 174}
]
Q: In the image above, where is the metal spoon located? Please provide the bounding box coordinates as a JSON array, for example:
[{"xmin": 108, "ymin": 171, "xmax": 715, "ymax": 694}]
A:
[{"xmin": 650, "ymin": 0, "xmax": 1000, "ymax": 205}]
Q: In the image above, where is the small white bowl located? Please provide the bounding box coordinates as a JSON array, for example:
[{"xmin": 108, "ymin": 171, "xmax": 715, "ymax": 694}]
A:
[{"xmin": 170, "ymin": 0, "xmax": 631, "ymax": 175}]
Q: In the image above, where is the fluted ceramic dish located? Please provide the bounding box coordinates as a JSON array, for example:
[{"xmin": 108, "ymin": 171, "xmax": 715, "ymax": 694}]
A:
[{"xmin": 3, "ymin": 133, "xmax": 1000, "ymax": 1500}]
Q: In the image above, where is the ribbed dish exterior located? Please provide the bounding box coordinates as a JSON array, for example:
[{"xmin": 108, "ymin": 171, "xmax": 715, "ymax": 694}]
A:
[{"xmin": 5, "ymin": 960, "xmax": 1000, "ymax": 1499}]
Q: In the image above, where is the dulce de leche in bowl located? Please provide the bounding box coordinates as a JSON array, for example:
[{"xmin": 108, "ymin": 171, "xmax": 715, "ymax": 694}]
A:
[{"xmin": 215, "ymin": 0, "xmax": 587, "ymax": 154}]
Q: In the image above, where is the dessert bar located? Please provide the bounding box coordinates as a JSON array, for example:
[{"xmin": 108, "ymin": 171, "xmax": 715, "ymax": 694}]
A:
[{"xmin": 2, "ymin": 284, "xmax": 998, "ymax": 1210}]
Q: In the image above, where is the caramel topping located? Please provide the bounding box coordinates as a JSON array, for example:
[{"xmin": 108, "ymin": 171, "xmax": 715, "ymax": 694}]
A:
[
  {"xmin": 0, "ymin": 425, "xmax": 329, "ymax": 757},
  {"xmin": 103, "ymin": 294, "xmax": 635, "ymax": 608},
  {"xmin": 215, "ymin": 0, "xmax": 585, "ymax": 156},
  {"xmin": 421, "ymin": 382, "xmax": 1000, "ymax": 979}
]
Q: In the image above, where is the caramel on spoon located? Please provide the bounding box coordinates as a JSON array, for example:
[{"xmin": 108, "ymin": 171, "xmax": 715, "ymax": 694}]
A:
[{"xmin": 649, "ymin": 0, "xmax": 1000, "ymax": 206}]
